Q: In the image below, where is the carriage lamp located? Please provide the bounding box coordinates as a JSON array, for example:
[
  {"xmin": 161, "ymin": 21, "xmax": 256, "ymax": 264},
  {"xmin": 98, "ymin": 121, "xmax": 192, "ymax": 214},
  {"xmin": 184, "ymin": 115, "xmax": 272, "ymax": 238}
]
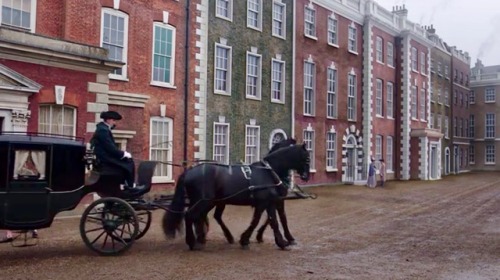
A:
[{"xmin": 160, "ymin": 102, "xmax": 166, "ymax": 117}]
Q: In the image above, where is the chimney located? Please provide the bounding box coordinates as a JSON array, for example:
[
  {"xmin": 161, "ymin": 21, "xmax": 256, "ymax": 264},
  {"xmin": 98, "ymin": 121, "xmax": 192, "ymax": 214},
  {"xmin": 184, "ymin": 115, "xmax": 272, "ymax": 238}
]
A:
[
  {"xmin": 426, "ymin": 24, "xmax": 436, "ymax": 34},
  {"xmin": 392, "ymin": 4, "xmax": 408, "ymax": 17},
  {"xmin": 475, "ymin": 59, "xmax": 483, "ymax": 69}
]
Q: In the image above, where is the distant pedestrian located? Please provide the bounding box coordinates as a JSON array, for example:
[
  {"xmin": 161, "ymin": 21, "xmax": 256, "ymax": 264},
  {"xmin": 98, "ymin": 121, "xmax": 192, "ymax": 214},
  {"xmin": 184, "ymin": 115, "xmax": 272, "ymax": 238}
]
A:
[
  {"xmin": 367, "ymin": 157, "xmax": 377, "ymax": 188},
  {"xmin": 379, "ymin": 159, "xmax": 386, "ymax": 187}
]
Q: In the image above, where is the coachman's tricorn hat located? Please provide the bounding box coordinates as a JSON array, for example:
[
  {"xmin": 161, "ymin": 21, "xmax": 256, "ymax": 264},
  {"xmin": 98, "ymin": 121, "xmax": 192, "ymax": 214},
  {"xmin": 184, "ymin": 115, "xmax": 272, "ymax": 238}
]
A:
[{"xmin": 100, "ymin": 111, "xmax": 122, "ymax": 120}]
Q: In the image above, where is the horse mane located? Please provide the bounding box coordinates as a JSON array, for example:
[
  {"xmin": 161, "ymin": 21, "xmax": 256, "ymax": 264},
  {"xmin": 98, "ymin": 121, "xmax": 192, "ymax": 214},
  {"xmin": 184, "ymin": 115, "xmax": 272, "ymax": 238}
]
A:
[{"xmin": 269, "ymin": 138, "xmax": 297, "ymax": 154}]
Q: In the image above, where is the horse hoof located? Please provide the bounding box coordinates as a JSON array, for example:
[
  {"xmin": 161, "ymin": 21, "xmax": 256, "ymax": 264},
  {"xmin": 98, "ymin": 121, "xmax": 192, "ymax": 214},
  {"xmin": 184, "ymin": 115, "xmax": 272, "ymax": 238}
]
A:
[
  {"xmin": 241, "ymin": 245, "xmax": 250, "ymax": 250},
  {"xmin": 228, "ymin": 238, "xmax": 235, "ymax": 244},
  {"xmin": 256, "ymin": 237, "xmax": 264, "ymax": 243},
  {"xmin": 288, "ymin": 240, "xmax": 297, "ymax": 246}
]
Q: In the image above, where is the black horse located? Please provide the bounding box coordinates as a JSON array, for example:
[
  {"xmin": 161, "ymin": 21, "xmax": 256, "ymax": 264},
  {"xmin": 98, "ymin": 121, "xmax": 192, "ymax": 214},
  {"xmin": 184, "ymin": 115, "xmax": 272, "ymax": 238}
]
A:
[
  {"xmin": 162, "ymin": 143, "xmax": 310, "ymax": 250},
  {"xmin": 212, "ymin": 138, "xmax": 299, "ymax": 245}
]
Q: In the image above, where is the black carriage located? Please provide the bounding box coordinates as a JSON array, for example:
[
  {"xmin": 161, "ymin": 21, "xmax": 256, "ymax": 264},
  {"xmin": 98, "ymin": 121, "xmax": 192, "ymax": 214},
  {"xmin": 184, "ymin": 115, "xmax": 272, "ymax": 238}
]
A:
[{"xmin": 0, "ymin": 132, "xmax": 161, "ymax": 255}]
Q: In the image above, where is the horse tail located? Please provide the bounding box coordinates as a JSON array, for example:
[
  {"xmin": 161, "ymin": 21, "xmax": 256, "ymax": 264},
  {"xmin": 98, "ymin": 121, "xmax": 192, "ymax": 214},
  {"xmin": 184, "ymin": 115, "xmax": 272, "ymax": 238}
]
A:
[{"xmin": 162, "ymin": 171, "xmax": 187, "ymax": 239}]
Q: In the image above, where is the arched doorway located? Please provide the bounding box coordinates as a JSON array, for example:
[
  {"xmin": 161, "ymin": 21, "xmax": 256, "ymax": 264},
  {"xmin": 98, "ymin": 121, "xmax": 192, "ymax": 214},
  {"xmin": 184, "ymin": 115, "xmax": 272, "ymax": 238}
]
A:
[
  {"xmin": 342, "ymin": 125, "xmax": 364, "ymax": 184},
  {"xmin": 269, "ymin": 129, "xmax": 287, "ymax": 149}
]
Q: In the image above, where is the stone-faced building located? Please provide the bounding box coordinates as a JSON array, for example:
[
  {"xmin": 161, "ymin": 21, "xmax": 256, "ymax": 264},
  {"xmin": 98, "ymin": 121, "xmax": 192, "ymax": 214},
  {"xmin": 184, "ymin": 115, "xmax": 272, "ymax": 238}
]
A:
[
  {"xmin": 0, "ymin": 0, "xmax": 198, "ymax": 188},
  {"xmin": 199, "ymin": 0, "xmax": 294, "ymax": 165},
  {"xmin": 449, "ymin": 46, "xmax": 471, "ymax": 174},
  {"xmin": 470, "ymin": 60, "xmax": 500, "ymax": 170},
  {"xmin": 426, "ymin": 26, "xmax": 452, "ymax": 176}
]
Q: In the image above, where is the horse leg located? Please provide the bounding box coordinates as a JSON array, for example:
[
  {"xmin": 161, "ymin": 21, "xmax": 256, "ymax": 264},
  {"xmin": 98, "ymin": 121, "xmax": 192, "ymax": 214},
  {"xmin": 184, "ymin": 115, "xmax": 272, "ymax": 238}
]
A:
[
  {"xmin": 185, "ymin": 200, "xmax": 210, "ymax": 250},
  {"xmin": 213, "ymin": 204, "xmax": 235, "ymax": 244},
  {"xmin": 184, "ymin": 211, "xmax": 197, "ymax": 250},
  {"xmin": 195, "ymin": 205, "xmax": 215, "ymax": 247},
  {"xmin": 239, "ymin": 204, "xmax": 266, "ymax": 250},
  {"xmin": 256, "ymin": 215, "xmax": 269, "ymax": 243},
  {"xmin": 266, "ymin": 203, "xmax": 288, "ymax": 250},
  {"xmin": 276, "ymin": 199, "xmax": 296, "ymax": 245}
]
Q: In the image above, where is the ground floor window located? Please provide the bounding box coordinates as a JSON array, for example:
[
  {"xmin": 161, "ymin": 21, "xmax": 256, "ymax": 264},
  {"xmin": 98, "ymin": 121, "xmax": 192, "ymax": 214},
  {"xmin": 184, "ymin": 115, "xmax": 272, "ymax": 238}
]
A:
[
  {"xmin": 485, "ymin": 145, "xmax": 495, "ymax": 164},
  {"xmin": 213, "ymin": 122, "xmax": 230, "ymax": 164},
  {"xmin": 245, "ymin": 125, "xmax": 260, "ymax": 164},
  {"xmin": 38, "ymin": 105, "xmax": 76, "ymax": 136},
  {"xmin": 303, "ymin": 129, "xmax": 315, "ymax": 170},
  {"xmin": 326, "ymin": 131, "xmax": 336, "ymax": 170},
  {"xmin": 150, "ymin": 117, "xmax": 173, "ymax": 181}
]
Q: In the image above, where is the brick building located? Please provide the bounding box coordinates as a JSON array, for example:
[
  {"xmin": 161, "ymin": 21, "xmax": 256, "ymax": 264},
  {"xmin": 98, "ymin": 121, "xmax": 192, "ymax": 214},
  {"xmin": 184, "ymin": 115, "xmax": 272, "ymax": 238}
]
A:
[
  {"xmin": 470, "ymin": 60, "xmax": 500, "ymax": 170},
  {"xmin": 449, "ymin": 46, "xmax": 471, "ymax": 174},
  {"xmin": 0, "ymin": 0, "xmax": 200, "ymax": 188}
]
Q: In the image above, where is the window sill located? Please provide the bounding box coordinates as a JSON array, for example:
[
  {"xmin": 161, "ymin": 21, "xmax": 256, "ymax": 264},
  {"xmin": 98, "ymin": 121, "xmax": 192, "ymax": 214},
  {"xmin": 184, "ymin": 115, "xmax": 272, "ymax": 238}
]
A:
[
  {"xmin": 485, "ymin": 101, "xmax": 496, "ymax": 104},
  {"xmin": 387, "ymin": 65, "xmax": 395, "ymax": 69},
  {"xmin": 215, "ymin": 15, "xmax": 233, "ymax": 22},
  {"xmin": 110, "ymin": 76, "xmax": 129, "ymax": 82},
  {"xmin": 376, "ymin": 114, "xmax": 384, "ymax": 118},
  {"xmin": 348, "ymin": 50, "xmax": 359, "ymax": 55},
  {"xmin": 214, "ymin": 91, "xmax": 231, "ymax": 96},
  {"xmin": 271, "ymin": 99, "xmax": 285, "ymax": 104},
  {"xmin": 485, "ymin": 162, "xmax": 496, "ymax": 166},
  {"xmin": 304, "ymin": 114, "xmax": 316, "ymax": 118},
  {"xmin": 305, "ymin": 34, "xmax": 318, "ymax": 41},
  {"xmin": 387, "ymin": 170, "xmax": 394, "ymax": 174},
  {"xmin": 247, "ymin": 25, "xmax": 262, "ymax": 32},
  {"xmin": 387, "ymin": 117, "xmax": 395, "ymax": 120},
  {"xmin": 150, "ymin": 81, "xmax": 176, "ymax": 89},
  {"xmin": 376, "ymin": 60, "xmax": 384, "ymax": 65},
  {"xmin": 152, "ymin": 177, "xmax": 175, "ymax": 184},
  {"xmin": 272, "ymin": 34, "xmax": 286, "ymax": 40},
  {"xmin": 326, "ymin": 168, "xmax": 338, "ymax": 172},
  {"xmin": 309, "ymin": 169, "xmax": 317, "ymax": 173},
  {"xmin": 328, "ymin": 43, "xmax": 339, "ymax": 48},
  {"xmin": 246, "ymin": 96, "xmax": 262, "ymax": 101}
]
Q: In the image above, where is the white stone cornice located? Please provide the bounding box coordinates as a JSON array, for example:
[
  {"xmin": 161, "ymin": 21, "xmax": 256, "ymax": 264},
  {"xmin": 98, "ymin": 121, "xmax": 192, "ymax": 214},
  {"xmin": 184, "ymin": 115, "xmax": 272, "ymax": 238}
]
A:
[{"xmin": 107, "ymin": 90, "xmax": 150, "ymax": 108}]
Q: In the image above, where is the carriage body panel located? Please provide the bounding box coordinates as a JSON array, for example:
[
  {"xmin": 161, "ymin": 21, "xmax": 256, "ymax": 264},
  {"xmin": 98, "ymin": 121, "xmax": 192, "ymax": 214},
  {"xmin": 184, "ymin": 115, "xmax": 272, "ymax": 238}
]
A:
[{"xmin": 0, "ymin": 133, "xmax": 87, "ymax": 230}]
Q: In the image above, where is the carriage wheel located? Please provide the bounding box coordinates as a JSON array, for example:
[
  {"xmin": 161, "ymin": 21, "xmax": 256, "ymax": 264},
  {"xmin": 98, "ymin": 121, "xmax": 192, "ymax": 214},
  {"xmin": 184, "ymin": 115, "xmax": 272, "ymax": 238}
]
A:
[
  {"xmin": 80, "ymin": 197, "xmax": 139, "ymax": 256},
  {"xmin": 111, "ymin": 210, "xmax": 151, "ymax": 242}
]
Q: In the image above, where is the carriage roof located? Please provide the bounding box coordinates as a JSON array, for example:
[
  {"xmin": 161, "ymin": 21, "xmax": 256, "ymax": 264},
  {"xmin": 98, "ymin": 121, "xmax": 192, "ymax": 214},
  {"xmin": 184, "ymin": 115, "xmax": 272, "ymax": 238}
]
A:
[{"xmin": 0, "ymin": 132, "xmax": 85, "ymax": 146}]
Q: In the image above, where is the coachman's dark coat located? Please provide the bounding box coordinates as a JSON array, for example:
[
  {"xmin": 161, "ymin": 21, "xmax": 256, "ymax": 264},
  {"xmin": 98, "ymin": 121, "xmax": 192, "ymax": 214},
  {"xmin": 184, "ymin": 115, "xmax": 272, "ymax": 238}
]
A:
[{"xmin": 91, "ymin": 122, "xmax": 135, "ymax": 186}]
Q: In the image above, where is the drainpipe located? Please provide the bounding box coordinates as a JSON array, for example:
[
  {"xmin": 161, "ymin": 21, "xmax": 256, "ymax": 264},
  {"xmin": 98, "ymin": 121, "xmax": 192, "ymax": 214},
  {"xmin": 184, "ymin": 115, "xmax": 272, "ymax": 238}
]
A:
[
  {"xmin": 183, "ymin": 0, "xmax": 191, "ymax": 170},
  {"xmin": 290, "ymin": 0, "xmax": 297, "ymax": 189}
]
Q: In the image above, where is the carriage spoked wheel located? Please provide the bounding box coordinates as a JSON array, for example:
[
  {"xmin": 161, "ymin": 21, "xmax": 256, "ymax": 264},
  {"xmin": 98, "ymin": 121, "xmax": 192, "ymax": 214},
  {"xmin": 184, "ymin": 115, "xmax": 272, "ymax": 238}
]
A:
[
  {"xmin": 109, "ymin": 210, "xmax": 151, "ymax": 242},
  {"xmin": 79, "ymin": 197, "xmax": 139, "ymax": 256}
]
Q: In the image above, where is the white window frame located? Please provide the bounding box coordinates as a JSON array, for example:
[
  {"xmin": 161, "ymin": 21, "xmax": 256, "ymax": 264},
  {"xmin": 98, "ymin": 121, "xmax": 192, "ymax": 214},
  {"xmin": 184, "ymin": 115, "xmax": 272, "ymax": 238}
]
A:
[
  {"xmin": 303, "ymin": 129, "xmax": 315, "ymax": 171},
  {"xmin": 327, "ymin": 15, "xmax": 338, "ymax": 46},
  {"xmin": 420, "ymin": 87, "xmax": 426, "ymax": 121},
  {"xmin": 386, "ymin": 82, "xmax": 394, "ymax": 118},
  {"xmin": 386, "ymin": 136, "xmax": 393, "ymax": 171},
  {"xmin": 420, "ymin": 51, "xmax": 426, "ymax": 75},
  {"xmin": 1, "ymin": 0, "xmax": 37, "ymax": 32},
  {"xmin": 304, "ymin": 5, "xmax": 316, "ymax": 38},
  {"xmin": 213, "ymin": 122, "xmax": 230, "ymax": 164},
  {"xmin": 387, "ymin": 42, "xmax": 394, "ymax": 67},
  {"xmin": 151, "ymin": 22, "xmax": 176, "ymax": 88},
  {"xmin": 216, "ymin": 0, "xmax": 233, "ymax": 21},
  {"xmin": 348, "ymin": 23, "xmax": 357, "ymax": 53},
  {"xmin": 245, "ymin": 125, "xmax": 260, "ymax": 164},
  {"xmin": 469, "ymin": 145, "xmax": 475, "ymax": 164},
  {"xmin": 247, "ymin": 0, "xmax": 262, "ymax": 31},
  {"xmin": 271, "ymin": 58, "xmax": 285, "ymax": 104},
  {"xmin": 214, "ymin": 43, "xmax": 232, "ymax": 95},
  {"xmin": 411, "ymin": 47, "xmax": 418, "ymax": 72},
  {"xmin": 444, "ymin": 88, "xmax": 449, "ymax": 106},
  {"xmin": 470, "ymin": 90, "xmax": 475, "ymax": 104},
  {"xmin": 376, "ymin": 36, "xmax": 383, "ymax": 63},
  {"xmin": 272, "ymin": 0, "xmax": 286, "ymax": 39},
  {"xmin": 485, "ymin": 145, "xmax": 495, "ymax": 164},
  {"xmin": 444, "ymin": 116, "xmax": 449, "ymax": 138},
  {"xmin": 485, "ymin": 113, "xmax": 495, "ymax": 138},
  {"xmin": 469, "ymin": 114, "xmax": 475, "ymax": 138},
  {"xmin": 246, "ymin": 51, "xmax": 262, "ymax": 100},
  {"xmin": 326, "ymin": 66, "xmax": 337, "ymax": 118},
  {"xmin": 304, "ymin": 60, "xmax": 315, "ymax": 116},
  {"xmin": 376, "ymin": 79, "xmax": 383, "ymax": 116},
  {"xmin": 326, "ymin": 131, "xmax": 337, "ymax": 171},
  {"xmin": 269, "ymin": 128, "xmax": 287, "ymax": 149},
  {"xmin": 485, "ymin": 88, "xmax": 496, "ymax": 103},
  {"xmin": 411, "ymin": 86, "xmax": 417, "ymax": 119},
  {"xmin": 347, "ymin": 72, "xmax": 356, "ymax": 121},
  {"xmin": 101, "ymin": 8, "xmax": 129, "ymax": 80},
  {"xmin": 430, "ymin": 113, "xmax": 434, "ymax": 129},
  {"xmin": 437, "ymin": 114, "xmax": 442, "ymax": 132},
  {"xmin": 444, "ymin": 65, "xmax": 449, "ymax": 78},
  {"xmin": 375, "ymin": 135, "xmax": 382, "ymax": 161},
  {"xmin": 150, "ymin": 117, "xmax": 174, "ymax": 183},
  {"xmin": 38, "ymin": 104, "xmax": 77, "ymax": 137}
]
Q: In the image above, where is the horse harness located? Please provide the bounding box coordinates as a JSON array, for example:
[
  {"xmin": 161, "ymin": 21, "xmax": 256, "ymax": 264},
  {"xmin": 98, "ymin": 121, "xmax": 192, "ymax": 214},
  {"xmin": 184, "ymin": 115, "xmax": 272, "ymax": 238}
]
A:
[{"xmin": 244, "ymin": 160, "xmax": 286, "ymax": 199}]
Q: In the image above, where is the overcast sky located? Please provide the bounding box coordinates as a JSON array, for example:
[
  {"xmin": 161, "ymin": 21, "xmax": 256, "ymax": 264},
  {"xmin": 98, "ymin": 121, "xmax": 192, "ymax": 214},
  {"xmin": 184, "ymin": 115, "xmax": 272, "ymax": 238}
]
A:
[{"xmin": 374, "ymin": 0, "xmax": 500, "ymax": 67}]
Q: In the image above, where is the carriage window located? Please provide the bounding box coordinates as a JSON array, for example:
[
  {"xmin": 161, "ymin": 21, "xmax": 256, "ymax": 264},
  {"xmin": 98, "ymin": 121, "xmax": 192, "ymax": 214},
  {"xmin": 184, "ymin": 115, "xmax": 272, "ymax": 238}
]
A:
[
  {"xmin": 13, "ymin": 150, "xmax": 46, "ymax": 180},
  {"xmin": 39, "ymin": 105, "xmax": 76, "ymax": 136},
  {"xmin": 150, "ymin": 117, "xmax": 173, "ymax": 182}
]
